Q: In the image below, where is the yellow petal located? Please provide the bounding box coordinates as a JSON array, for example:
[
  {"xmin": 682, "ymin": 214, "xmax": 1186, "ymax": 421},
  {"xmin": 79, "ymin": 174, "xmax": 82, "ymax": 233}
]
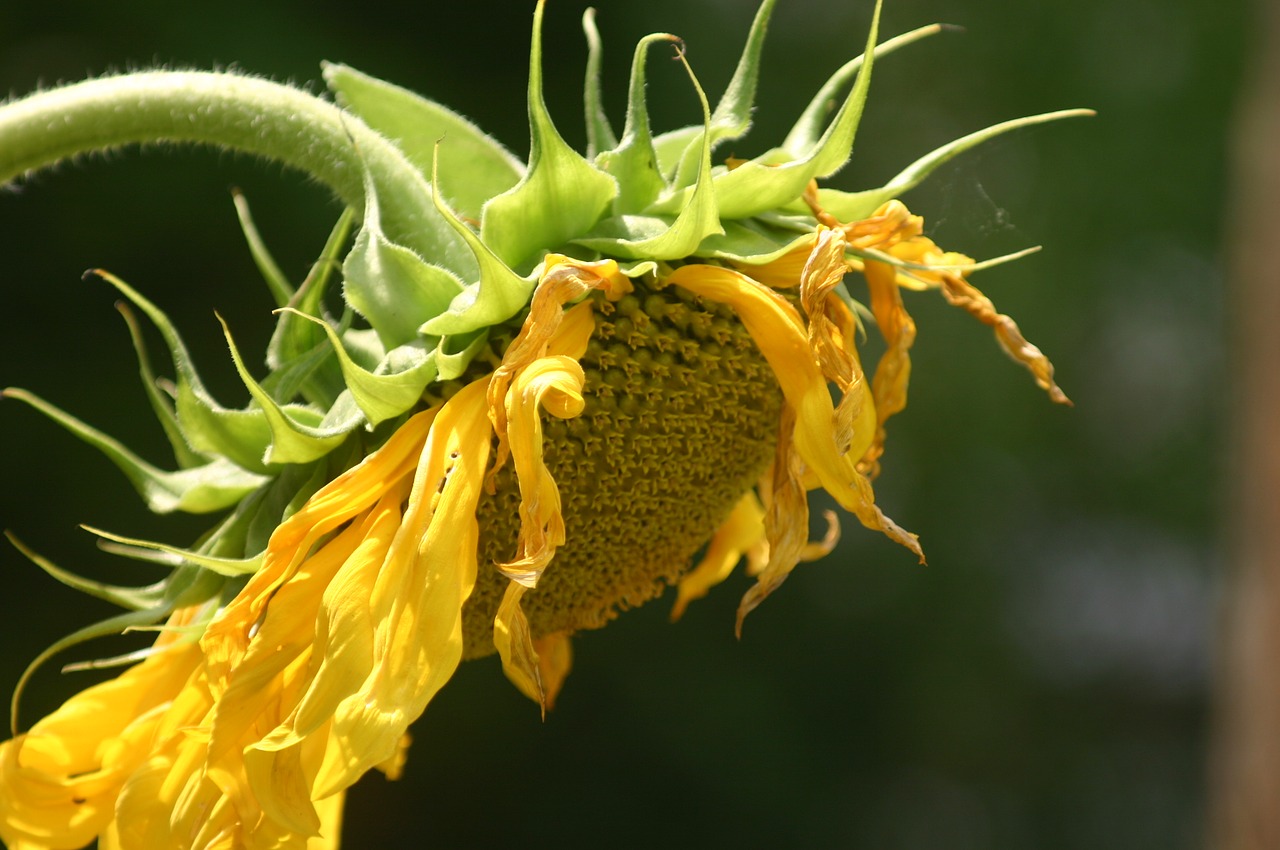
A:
[
  {"xmin": 202, "ymin": 409, "xmax": 437, "ymax": 691},
  {"xmin": 306, "ymin": 789, "xmax": 345, "ymax": 850},
  {"xmin": 291, "ymin": 490, "xmax": 409, "ymax": 741},
  {"xmin": 497, "ymin": 354, "xmax": 586, "ymax": 584},
  {"xmin": 493, "ymin": 582, "xmax": 545, "ymax": 711},
  {"xmin": 206, "ymin": 512, "xmax": 369, "ymax": 772},
  {"xmin": 532, "ymin": 633, "xmax": 572, "ymax": 711},
  {"xmin": 731, "ymin": 234, "xmax": 816, "ymax": 289},
  {"xmin": 488, "ymin": 256, "xmax": 630, "ymax": 474},
  {"xmin": 319, "ymin": 378, "xmax": 491, "ymax": 797},
  {"xmin": 235, "ymin": 485, "xmax": 408, "ymax": 837},
  {"xmin": 935, "ymin": 270, "xmax": 1072, "ymax": 405},
  {"xmin": 670, "ymin": 491, "xmax": 767, "ymax": 622},
  {"xmin": 860, "ymin": 258, "xmax": 917, "ymax": 478},
  {"xmin": 0, "ymin": 638, "xmax": 202, "ymax": 850}
]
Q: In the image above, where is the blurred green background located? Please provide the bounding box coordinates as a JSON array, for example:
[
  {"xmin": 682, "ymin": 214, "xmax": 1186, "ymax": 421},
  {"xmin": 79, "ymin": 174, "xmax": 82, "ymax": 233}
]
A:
[{"xmin": 0, "ymin": 0, "xmax": 1245, "ymax": 847}]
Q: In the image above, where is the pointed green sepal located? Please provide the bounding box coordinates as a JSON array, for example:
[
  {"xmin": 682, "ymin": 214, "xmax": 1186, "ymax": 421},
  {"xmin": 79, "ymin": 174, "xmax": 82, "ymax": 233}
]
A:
[
  {"xmin": 595, "ymin": 33, "xmax": 679, "ymax": 214},
  {"xmin": 654, "ymin": 0, "xmax": 882, "ymax": 221},
  {"xmin": 577, "ymin": 49, "xmax": 723, "ymax": 259},
  {"xmin": 782, "ymin": 23, "xmax": 949, "ymax": 157},
  {"xmin": 115, "ymin": 301, "xmax": 207, "ymax": 470},
  {"xmin": 479, "ymin": 0, "xmax": 618, "ymax": 271},
  {"xmin": 420, "ymin": 148, "xmax": 536, "ymax": 335},
  {"xmin": 217, "ymin": 315, "xmax": 359, "ymax": 465},
  {"xmin": 10, "ymin": 606, "xmax": 173, "ymax": 734},
  {"xmin": 264, "ymin": 208, "xmax": 354, "ymax": 408},
  {"xmin": 81, "ymin": 525, "xmax": 262, "ymax": 577},
  {"xmin": 2, "ymin": 388, "xmax": 269, "ymax": 514},
  {"xmin": 436, "ymin": 329, "xmax": 492, "ymax": 381},
  {"xmin": 818, "ymin": 108, "xmax": 1098, "ymax": 222},
  {"xmin": 232, "ymin": 189, "xmax": 294, "ymax": 308},
  {"xmin": 280, "ymin": 308, "xmax": 439, "ymax": 427},
  {"xmin": 5, "ymin": 532, "xmax": 168, "ymax": 611},
  {"xmin": 660, "ymin": 0, "xmax": 777, "ymax": 187},
  {"xmin": 342, "ymin": 168, "xmax": 469, "ymax": 350},
  {"xmin": 324, "ymin": 62, "xmax": 524, "ymax": 221},
  {"xmin": 854, "ymin": 244, "xmax": 1044, "ymax": 283},
  {"xmin": 701, "ymin": 222, "xmax": 815, "ymax": 264},
  {"xmin": 582, "ymin": 9, "xmax": 619, "ymax": 158},
  {"xmin": 91, "ymin": 270, "xmax": 277, "ymax": 473}
]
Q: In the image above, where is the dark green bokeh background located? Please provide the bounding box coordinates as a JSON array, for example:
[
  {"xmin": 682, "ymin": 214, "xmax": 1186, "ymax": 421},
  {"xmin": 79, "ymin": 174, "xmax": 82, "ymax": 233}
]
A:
[{"xmin": 0, "ymin": 1, "xmax": 1244, "ymax": 847}]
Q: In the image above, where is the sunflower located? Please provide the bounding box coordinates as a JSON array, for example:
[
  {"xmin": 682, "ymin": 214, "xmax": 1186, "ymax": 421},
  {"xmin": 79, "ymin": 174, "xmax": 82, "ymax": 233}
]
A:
[{"xmin": 0, "ymin": 1, "xmax": 1087, "ymax": 847}]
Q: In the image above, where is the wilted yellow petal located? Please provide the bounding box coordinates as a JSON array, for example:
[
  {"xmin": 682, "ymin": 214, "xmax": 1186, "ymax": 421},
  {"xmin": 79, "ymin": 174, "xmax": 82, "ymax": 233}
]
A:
[
  {"xmin": 736, "ymin": 407, "xmax": 810, "ymax": 634},
  {"xmin": 202, "ymin": 409, "xmax": 437, "ymax": 691},
  {"xmin": 498, "ymin": 354, "xmax": 586, "ymax": 584},
  {"xmin": 860, "ymin": 258, "xmax": 917, "ymax": 478},
  {"xmin": 319, "ymin": 378, "xmax": 492, "ymax": 797},
  {"xmin": 488, "ymin": 256, "xmax": 631, "ymax": 473},
  {"xmin": 493, "ymin": 582, "xmax": 544, "ymax": 711},
  {"xmin": 0, "ymin": 639, "xmax": 202, "ymax": 850},
  {"xmin": 935, "ymin": 271, "xmax": 1072, "ymax": 405},
  {"xmin": 671, "ymin": 491, "xmax": 767, "ymax": 622},
  {"xmin": 532, "ymin": 633, "xmax": 572, "ymax": 711},
  {"xmin": 797, "ymin": 227, "xmax": 873, "ymax": 457}
]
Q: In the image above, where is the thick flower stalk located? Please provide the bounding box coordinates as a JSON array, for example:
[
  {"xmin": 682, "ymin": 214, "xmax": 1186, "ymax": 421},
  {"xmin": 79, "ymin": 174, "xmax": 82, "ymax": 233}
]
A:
[{"xmin": 0, "ymin": 1, "xmax": 1088, "ymax": 847}]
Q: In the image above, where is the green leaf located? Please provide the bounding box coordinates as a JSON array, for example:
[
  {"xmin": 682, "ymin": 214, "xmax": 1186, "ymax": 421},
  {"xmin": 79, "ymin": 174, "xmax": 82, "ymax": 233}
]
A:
[
  {"xmin": 479, "ymin": 0, "xmax": 617, "ymax": 272},
  {"xmin": 324, "ymin": 63, "xmax": 524, "ymax": 221},
  {"xmin": 3, "ymin": 388, "xmax": 268, "ymax": 514}
]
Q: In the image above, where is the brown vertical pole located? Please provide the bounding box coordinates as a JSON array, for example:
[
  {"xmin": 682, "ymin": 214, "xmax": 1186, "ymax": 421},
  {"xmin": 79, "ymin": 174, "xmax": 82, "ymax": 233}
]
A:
[{"xmin": 1211, "ymin": 1, "xmax": 1280, "ymax": 846}]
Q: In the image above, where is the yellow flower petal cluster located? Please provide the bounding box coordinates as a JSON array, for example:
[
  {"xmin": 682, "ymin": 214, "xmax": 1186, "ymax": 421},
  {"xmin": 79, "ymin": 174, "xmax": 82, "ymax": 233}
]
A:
[{"xmin": 3, "ymin": 202, "xmax": 1066, "ymax": 846}]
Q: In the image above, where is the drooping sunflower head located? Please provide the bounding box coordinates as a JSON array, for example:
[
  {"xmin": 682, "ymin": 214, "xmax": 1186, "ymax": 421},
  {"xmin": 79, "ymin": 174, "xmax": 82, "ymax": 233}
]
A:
[{"xmin": 0, "ymin": 1, "xmax": 1087, "ymax": 847}]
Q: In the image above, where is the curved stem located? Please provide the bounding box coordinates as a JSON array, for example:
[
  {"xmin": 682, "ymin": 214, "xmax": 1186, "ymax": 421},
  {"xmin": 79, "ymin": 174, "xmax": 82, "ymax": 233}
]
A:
[{"xmin": 0, "ymin": 71, "xmax": 472, "ymax": 274}]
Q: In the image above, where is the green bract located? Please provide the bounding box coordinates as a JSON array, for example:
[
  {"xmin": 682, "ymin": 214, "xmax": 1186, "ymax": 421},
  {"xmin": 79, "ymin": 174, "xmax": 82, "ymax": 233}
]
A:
[{"xmin": 0, "ymin": 0, "xmax": 1089, "ymax": 712}]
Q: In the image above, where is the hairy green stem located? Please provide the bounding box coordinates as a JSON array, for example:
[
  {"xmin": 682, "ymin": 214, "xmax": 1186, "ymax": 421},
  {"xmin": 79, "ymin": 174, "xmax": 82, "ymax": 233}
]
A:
[{"xmin": 0, "ymin": 71, "xmax": 471, "ymax": 273}]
